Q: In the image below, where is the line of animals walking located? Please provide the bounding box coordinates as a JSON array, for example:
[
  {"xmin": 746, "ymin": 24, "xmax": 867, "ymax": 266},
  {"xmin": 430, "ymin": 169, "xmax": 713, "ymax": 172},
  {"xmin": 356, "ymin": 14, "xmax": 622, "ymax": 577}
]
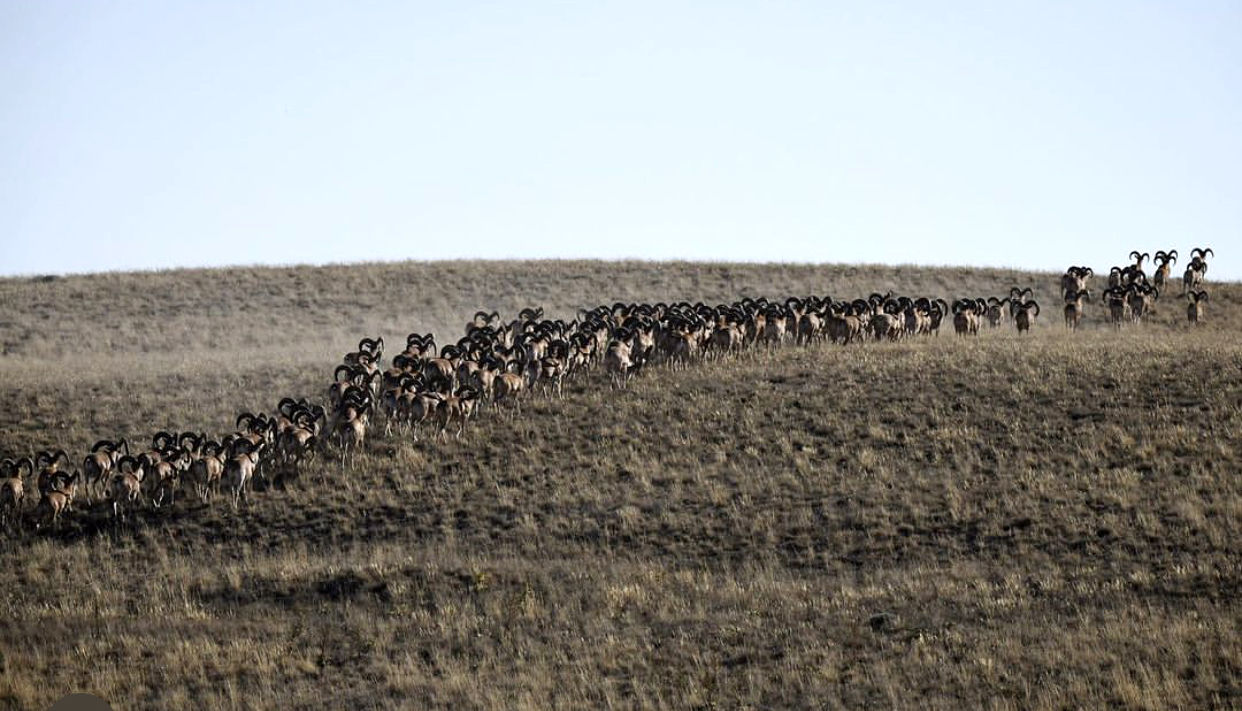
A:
[
  {"xmin": 0, "ymin": 247, "xmax": 1216, "ymax": 534},
  {"xmin": 1057, "ymin": 247, "xmax": 1213, "ymax": 329}
]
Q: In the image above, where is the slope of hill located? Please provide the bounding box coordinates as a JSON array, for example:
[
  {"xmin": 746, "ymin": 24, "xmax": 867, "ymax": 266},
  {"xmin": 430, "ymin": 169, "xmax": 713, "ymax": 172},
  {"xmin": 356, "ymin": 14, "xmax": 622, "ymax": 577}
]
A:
[{"xmin": 0, "ymin": 260, "xmax": 1238, "ymax": 709}]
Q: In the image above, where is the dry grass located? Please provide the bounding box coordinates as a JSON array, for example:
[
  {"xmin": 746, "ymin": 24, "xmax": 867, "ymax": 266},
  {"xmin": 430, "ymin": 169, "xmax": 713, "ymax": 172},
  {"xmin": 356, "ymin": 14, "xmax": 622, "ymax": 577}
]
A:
[{"xmin": 0, "ymin": 260, "xmax": 1239, "ymax": 709}]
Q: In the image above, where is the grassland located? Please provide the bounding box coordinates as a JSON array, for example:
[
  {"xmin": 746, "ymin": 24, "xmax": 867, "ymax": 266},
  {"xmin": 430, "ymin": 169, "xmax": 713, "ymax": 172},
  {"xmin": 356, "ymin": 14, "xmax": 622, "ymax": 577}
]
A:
[{"xmin": 1, "ymin": 260, "xmax": 1239, "ymax": 709}]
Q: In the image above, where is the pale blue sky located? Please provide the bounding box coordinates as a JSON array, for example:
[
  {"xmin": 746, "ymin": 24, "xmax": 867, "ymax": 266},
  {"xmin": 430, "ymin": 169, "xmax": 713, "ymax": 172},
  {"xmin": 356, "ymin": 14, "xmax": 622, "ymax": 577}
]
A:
[{"xmin": 2, "ymin": 1, "xmax": 1239, "ymax": 278}]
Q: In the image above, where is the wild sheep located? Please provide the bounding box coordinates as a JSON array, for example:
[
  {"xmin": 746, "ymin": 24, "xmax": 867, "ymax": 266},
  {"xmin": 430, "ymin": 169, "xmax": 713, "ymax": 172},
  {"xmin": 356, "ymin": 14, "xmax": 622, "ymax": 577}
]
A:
[
  {"xmin": 224, "ymin": 440, "xmax": 264, "ymax": 507},
  {"xmin": 84, "ymin": 438, "xmax": 128, "ymax": 503},
  {"xmin": 604, "ymin": 333, "xmax": 636, "ymax": 389},
  {"xmin": 1186, "ymin": 290, "xmax": 1208, "ymax": 324},
  {"xmin": 1063, "ymin": 289, "xmax": 1089, "ymax": 331},
  {"xmin": 951, "ymin": 299, "xmax": 984, "ymax": 336},
  {"xmin": 1014, "ymin": 301, "xmax": 1040, "ymax": 334},
  {"xmin": 435, "ymin": 387, "xmax": 480, "ymax": 439},
  {"xmin": 1152, "ymin": 251, "xmax": 1177, "ymax": 290},
  {"xmin": 1060, "ymin": 267, "xmax": 1093, "ymax": 298},
  {"xmin": 1183, "ymin": 247, "xmax": 1213, "ymax": 294},
  {"xmin": 1102, "ymin": 287, "xmax": 1129, "ymax": 328},
  {"xmin": 1127, "ymin": 284, "xmax": 1158, "ymax": 324},
  {"xmin": 1128, "ymin": 251, "xmax": 1150, "ymax": 280},
  {"xmin": 34, "ymin": 471, "xmax": 79, "ymax": 529},
  {"xmin": 1, "ymin": 457, "xmax": 32, "ymax": 527},
  {"xmin": 188, "ymin": 441, "xmax": 227, "ymax": 503},
  {"xmin": 109, "ymin": 456, "xmax": 145, "ymax": 521}
]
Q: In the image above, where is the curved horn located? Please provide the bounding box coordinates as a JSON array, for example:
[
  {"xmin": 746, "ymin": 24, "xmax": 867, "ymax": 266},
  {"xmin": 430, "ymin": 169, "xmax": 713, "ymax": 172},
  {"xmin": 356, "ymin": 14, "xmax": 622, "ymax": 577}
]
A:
[{"xmin": 178, "ymin": 431, "xmax": 201, "ymax": 450}]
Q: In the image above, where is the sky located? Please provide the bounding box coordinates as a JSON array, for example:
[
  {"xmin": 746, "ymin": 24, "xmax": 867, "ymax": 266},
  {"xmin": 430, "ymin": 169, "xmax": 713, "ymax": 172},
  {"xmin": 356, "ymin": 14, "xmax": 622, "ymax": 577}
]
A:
[{"xmin": 1, "ymin": 1, "xmax": 1239, "ymax": 279}]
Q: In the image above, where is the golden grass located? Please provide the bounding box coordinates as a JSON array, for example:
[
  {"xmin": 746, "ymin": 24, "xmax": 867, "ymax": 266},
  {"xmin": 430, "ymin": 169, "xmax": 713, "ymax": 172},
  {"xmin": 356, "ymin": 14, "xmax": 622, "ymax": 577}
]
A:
[{"xmin": 0, "ymin": 260, "xmax": 1239, "ymax": 709}]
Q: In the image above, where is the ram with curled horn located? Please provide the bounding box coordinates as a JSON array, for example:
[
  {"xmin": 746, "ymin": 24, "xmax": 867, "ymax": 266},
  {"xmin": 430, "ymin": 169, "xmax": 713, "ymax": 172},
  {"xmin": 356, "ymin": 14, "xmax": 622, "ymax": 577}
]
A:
[
  {"xmin": 894, "ymin": 297, "xmax": 921, "ymax": 338},
  {"xmin": 1007, "ymin": 286, "xmax": 1029, "ymax": 303},
  {"xmin": 706, "ymin": 318, "xmax": 748, "ymax": 355},
  {"xmin": 328, "ymin": 365, "xmax": 357, "ymax": 406},
  {"xmin": 277, "ymin": 404, "xmax": 325, "ymax": 472},
  {"xmin": 273, "ymin": 397, "xmax": 309, "ymax": 437},
  {"xmin": 149, "ymin": 447, "xmax": 192, "ymax": 508},
  {"xmin": 1013, "ymin": 300, "xmax": 1040, "ymax": 334},
  {"xmin": 1063, "ymin": 288, "xmax": 1090, "ymax": 331},
  {"xmin": 985, "ymin": 297, "xmax": 1010, "ymax": 329},
  {"xmin": 345, "ymin": 337, "xmax": 384, "ymax": 369},
  {"xmin": 177, "ymin": 431, "xmax": 205, "ymax": 458},
  {"xmin": 471, "ymin": 310, "xmax": 501, "ymax": 328},
  {"xmin": 403, "ymin": 332, "xmax": 437, "ymax": 359},
  {"xmin": 108, "ymin": 455, "xmax": 145, "ymax": 522},
  {"xmin": 34, "ymin": 449, "xmax": 72, "ymax": 493},
  {"xmin": 1061, "ymin": 266, "xmax": 1093, "ymax": 298},
  {"xmin": 1186, "ymin": 290, "xmax": 1209, "ymax": 325},
  {"xmin": 84, "ymin": 438, "xmax": 128, "ymax": 503},
  {"xmin": 796, "ymin": 304, "xmax": 826, "ymax": 346},
  {"xmin": 1107, "ymin": 266, "xmax": 1125, "ymax": 290},
  {"xmin": 223, "ymin": 439, "xmax": 265, "ymax": 508},
  {"xmin": 329, "ymin": 365, "xmax": 378, "ymax": 406},
  {"xmin": 33, "ymin": 469, "xmax": 79, "ymax": 530},
  {"xmin": 135, "ymin": 431, "xmax": 176, "ymax": 472},
  {"xmin": 923, "ymin": 298, "xmax": 949, "ymax": 336},
  {"xmin": 330, "ymin": 387, "xmax": 373, "ymax": 462},
  {"xmin": 423, "ymin": 347, "xmax": 460, "ymax": 394},
  {"xmin": 1152, "ymin": 251, "xmax": 1177, "ymax": 290},
  {"xmin": 394, "ymin": 377, "xmax": 443, "ymax": 438},
  {"xmin": 1101, "ymin": 287, "xmax": 1128, "ymax": 328},
  {"xmin": 1182, "ymin": 247, "xmax": 1213, "ymax": 294},
  {"xmin": 833, "ymin": 300, "xmax": 868, "ymax": 344},
  {"xmin": 869, "ymin": 299, "xmax": 904, "ymax": 342},
  {"xmin": 435, "ymin": 386, "xmax": 480, "ymax": 440},
  {"xmin": 951, "ymin": 299, "xmax": 983, "ymax": 336},
  {"xmin": 603, "ymin": 328, "xmax": 638, "ymax": 389},
  {"xmin": 1, "ymin": 457, "xmax": 33, "ymax": 528},
  {"xmin": 1127, "ymin": 284, "xmax": 1158, "ymax": 324},
  {"xmin": 188, "ymin": 440, "xmax": 228, "ymax": 503}
]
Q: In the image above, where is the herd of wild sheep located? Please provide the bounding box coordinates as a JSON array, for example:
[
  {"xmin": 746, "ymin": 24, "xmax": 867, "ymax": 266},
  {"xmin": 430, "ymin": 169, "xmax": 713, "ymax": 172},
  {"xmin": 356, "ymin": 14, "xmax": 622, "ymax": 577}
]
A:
[{"xmin": 0, "ymin": 247, "xmax": 1216, "ymax": 533}]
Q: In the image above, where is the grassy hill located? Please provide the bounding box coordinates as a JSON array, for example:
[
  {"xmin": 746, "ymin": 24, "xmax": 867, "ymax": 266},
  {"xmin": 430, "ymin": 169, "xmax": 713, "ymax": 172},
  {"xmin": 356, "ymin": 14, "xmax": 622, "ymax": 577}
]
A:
[{"xmin": 0, "ymin": 260, "xmax": 1239, "ymax": 709}]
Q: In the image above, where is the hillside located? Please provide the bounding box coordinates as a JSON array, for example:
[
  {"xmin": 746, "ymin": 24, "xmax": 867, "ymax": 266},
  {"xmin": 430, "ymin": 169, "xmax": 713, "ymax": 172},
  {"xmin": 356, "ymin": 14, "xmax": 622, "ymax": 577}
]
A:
[{"xmin": 0, "ymin": 260, "xmax": 1239, "ymax": 709}]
